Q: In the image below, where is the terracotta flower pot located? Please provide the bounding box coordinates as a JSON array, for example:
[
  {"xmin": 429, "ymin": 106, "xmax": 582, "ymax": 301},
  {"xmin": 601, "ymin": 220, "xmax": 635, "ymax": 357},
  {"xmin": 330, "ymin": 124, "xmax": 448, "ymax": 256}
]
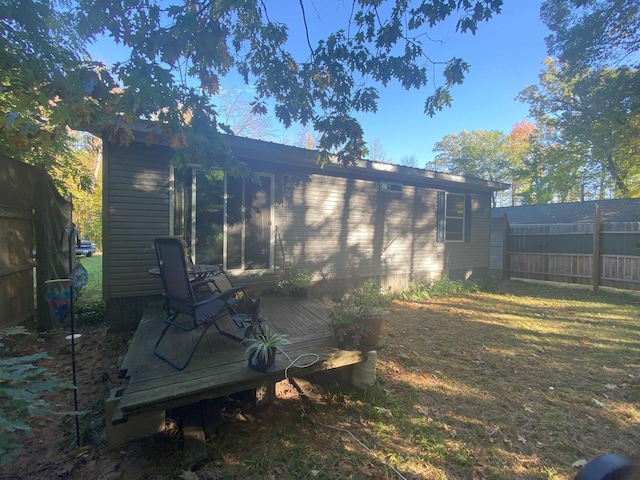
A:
[
  {"xmin": 333, "ymin": 317, "xmax": 384, "ymax": 350},
  {"xmin": 334, "ymin": 333, "xmax": 351, "ymax": 350},
  {"xmin": 359, "ymin": 316, "xmax": 383, "ymax": 348}
]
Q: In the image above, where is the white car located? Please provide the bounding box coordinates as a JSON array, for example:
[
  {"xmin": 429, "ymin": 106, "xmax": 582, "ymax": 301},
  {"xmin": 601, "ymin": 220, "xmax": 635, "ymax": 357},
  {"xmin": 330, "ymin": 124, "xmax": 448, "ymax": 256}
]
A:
[{"xmin": 76, "ymin": 240, "xmax": 97, "ymax": 257}]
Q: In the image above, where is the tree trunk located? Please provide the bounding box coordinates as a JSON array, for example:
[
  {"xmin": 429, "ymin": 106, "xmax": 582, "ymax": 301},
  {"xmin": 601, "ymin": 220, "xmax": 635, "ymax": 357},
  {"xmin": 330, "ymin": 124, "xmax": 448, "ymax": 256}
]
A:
[{"xmin": 605, "ymin": 152, "xmax": 629, "ymax": 197}]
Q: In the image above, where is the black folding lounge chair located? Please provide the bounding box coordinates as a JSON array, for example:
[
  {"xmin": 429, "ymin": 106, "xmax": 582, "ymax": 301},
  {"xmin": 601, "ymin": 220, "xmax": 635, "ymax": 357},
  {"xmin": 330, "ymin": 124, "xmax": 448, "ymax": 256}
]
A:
[
  {"xmin": 230, "ymin": 297, "xmax": 264, "ymax": 339},
  {"xmin": 192, "ymin": 263, "xmax": 268, "ymax": 338},
  {"xmin": 153, "ymin": 237, "xmax": 264, "ymax": 370},
  {"xmin": 573, "ymin": 453, "xmax": 638, "ymax": 480}
]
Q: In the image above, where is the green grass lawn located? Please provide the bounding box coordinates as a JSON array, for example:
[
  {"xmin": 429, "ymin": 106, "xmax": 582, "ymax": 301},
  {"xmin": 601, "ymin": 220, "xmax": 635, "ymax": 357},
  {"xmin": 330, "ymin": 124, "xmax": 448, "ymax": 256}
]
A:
[
  {"xmin": 75, "ymin": 253, "xmax": 102, "ymax": 306},
  {"xmin": 194, "ymin": 280, "xmax": 640, "ymax": 480},
  {"xmin": 70, "ymin": 254, "xmax": 105, "ymax": 324},
  {"xmin": 9, "ymin": 275, "xmax": 640, "ymax": 479},
  {"xmin": 33, "ymin": 254, "xmax": 104, "ymax": 323}
]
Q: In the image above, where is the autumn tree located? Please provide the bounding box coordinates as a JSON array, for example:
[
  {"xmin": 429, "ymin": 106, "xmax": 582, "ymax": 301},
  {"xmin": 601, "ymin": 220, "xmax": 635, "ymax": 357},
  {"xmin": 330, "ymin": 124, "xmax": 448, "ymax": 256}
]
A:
[
  {"xmin": 519, "ymin": 59, "xmax": 640, "ymax": 198},
  {"xmin": 526, "ymin": 0, "xmax": 640, "ymax": 199},
  {"xmin": 65, "ymin": 133, "xmax": 103, "ymax": 247},
  {"xmin": 428, "ymin": 129, "xmax": 509, "ymax": 206},
  {"xmin": 541, "ymin": 0, "xmax": 640, "ymax": 72},
  {"xmin": 503, "ymin": 119, "xmax": 535, "ymax": 205},
  {"xmin": 2, "ymin": 0, "xmax": 504, "ymax": 174},
  {"xmin": 0, "ymin": 0, "xmax": 113, "ymax": 186},
  {"xmin": 428, "ymin": 120, "xmax": 597, "ymax": 206},
  {"xmin": 289, "ymin": 128, "xmax": 321, "ymax": 150},
  {"xmin": 503, "ymin": 118, "xmax": 584, "ymax": 204},
  {"xmin": 515, "ymin": 122, "xmax": 593, "ymax": 204},
  {"xmin": 1, "ymin": 0, "xmax": 102, "ymax": 239}
]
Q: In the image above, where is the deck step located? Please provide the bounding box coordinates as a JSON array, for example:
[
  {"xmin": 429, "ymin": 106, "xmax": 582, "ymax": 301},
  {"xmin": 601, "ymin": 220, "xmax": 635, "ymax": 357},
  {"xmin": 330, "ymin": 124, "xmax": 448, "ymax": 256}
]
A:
[{"xmin": 104, "ymin": 387, "xmax": 166, "ymax": 446}]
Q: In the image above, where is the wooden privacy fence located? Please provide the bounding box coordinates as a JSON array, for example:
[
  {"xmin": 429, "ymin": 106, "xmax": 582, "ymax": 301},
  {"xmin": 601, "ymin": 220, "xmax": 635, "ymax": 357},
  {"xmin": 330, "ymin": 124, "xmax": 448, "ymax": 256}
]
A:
[
  {"xmin": 0, "ymin": 154, "xmax": 72, "ymax": 329},
  {"xmin": 0, "ymin": 203, "xmax": 34, "ymax": 327},
  {"xmin": 497, "ymin": 208, "xmax": 640, "ymax": 291}
]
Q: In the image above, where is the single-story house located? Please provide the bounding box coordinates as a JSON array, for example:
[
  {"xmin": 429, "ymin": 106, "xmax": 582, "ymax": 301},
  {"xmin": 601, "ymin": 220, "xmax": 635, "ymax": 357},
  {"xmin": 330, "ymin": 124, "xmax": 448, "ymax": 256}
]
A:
[{"xmin": 100, "ymin": 122, "xmax": 508, "ymax": 329}]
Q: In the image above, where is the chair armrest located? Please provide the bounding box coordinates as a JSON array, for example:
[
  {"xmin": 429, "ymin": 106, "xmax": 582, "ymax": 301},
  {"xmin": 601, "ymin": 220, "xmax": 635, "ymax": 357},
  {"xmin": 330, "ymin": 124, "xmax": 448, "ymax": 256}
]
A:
[
  {"xmin": 191, "ymin": 278, "xmax": 215, "ymax": 290},
  {"xmin": 191, "ymin": 278, "xmax": 247, "ymax": 293},
  {"xmin": 191, "ymin": 286, "xmax": 245, "ymax": 308},
  {"xmin": 217, "ymin": 286, "xmax": 247, "ymax": 301}
]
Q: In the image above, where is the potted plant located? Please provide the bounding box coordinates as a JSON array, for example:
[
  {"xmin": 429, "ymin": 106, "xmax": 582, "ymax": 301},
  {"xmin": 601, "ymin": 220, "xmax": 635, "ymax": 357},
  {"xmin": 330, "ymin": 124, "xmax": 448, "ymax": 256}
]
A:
[
  {"xmin": 242, "ymin": 328, "xmax": 291, "ymax": 372},
  {"xmin": 275, "ymin": 271, "xmax": 312, "ymax": 297},
  {"xmin": 329, "ymin": 302, "xmax": 372, "ymax": 349},
  {"xmin": 329, "ymin": 279, "xmax": 388, "ymax": 350}
]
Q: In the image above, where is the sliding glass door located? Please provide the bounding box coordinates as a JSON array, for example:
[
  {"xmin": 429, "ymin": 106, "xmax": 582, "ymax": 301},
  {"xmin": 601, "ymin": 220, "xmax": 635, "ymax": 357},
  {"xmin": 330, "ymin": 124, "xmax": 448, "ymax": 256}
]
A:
[
  {"xmin": 191, "ymin": 170, "xmax": 273, "ymax": 271},
  {"xmin": 194, "ymin": 170, "xmax": 225, "ymax": 265}
]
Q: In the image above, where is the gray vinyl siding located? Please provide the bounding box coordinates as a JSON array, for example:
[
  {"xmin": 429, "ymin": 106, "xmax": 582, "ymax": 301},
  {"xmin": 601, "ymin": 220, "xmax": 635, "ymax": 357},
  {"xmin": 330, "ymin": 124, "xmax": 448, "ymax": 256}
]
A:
[
  {"xmin": 273, "ymin": 171, "xmax": 492, "ymax": 283},
  {"xmin": 104, "ymin": 142, "xmax": 171, "ymax": 300},
  {"xmin": 102, "ymin": 135, "xmax": 498, "ymax": 322},
  {"xmin": 442, "ymin": 192, "xmax": 491, "ymax": 277}
]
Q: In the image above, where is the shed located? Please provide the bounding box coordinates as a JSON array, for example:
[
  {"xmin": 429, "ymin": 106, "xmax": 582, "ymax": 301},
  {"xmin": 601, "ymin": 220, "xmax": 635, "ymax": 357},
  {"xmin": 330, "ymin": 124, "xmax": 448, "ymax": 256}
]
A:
[{"xmin": 101, "ymin": 123, "xmax": 508, "ymax": 329}]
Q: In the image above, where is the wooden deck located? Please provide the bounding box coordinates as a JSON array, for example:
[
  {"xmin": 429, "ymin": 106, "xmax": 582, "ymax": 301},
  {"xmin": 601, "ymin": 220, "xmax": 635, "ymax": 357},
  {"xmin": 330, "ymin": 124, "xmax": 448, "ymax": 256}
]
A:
[{"xmin": 115, "ymin": 296, "xmax": 365, "ymax": 419}]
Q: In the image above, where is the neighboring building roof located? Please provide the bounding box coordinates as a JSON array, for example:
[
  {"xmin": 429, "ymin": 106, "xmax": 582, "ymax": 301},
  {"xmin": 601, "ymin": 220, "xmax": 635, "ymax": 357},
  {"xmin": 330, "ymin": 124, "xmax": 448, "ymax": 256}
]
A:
[{"xmin": 493, "ymin": 198, "xmax": 640, "ymax": 224}]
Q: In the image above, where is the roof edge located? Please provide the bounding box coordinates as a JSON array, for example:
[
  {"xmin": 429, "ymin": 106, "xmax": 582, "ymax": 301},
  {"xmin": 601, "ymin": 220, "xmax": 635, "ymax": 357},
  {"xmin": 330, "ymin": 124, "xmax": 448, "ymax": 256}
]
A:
[{"xmin": 98, "ymin": 120, "xmax": 509, "ymax": 192}]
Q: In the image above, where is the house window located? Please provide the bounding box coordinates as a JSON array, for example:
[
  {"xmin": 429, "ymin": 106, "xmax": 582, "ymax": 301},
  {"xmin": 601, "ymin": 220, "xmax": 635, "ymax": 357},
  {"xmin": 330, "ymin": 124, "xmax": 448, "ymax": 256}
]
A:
[
  {"xmin": 380, "ymin": 182, "xmax": 402, "ymax": 193},
  {"xmin": 437, "ymin": 192, "xmax": 471, "ymax": 242}
]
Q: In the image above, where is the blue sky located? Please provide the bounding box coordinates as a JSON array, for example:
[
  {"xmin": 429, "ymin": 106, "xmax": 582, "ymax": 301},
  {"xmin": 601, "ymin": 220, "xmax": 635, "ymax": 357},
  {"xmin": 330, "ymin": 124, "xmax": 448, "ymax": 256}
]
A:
[
  {"xmin": 89, "ymin": 1, "xmax": 550, "ymax": 166},
  {"xmin": 358, "ymin": 0, "xmax": 550, "ymax": 164}
]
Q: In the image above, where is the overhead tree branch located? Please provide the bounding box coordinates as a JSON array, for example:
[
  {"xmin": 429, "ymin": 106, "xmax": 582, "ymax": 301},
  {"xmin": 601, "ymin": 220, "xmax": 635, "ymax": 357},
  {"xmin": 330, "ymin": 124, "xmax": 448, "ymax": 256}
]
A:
[{"xmin": 298, "ymin": 0, "xmax": 315, "ymax": 60}]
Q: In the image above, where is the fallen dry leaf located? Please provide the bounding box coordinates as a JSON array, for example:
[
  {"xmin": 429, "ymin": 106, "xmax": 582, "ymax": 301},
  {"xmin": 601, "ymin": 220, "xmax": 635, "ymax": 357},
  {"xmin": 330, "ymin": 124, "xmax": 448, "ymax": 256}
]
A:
[{"xmin": 179, "ymin": 470, "xmax": 199, "ymax": 480}]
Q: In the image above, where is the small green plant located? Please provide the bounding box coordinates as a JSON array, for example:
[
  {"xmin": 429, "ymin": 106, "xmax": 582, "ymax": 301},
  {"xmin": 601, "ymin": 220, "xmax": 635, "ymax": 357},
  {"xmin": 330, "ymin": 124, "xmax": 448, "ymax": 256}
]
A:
[
  {"xmin": 335, "ymin": 279, "xmax": 388, "ymax": 317},
  {"xmin": 242, "ymin": 328, "xmax": 290, "ymax": 366},
  {"xmin": 541, "ymin": 465, "xmax": 559, "ymax": 480},
  {"xmin": 74, "ymin": 301, "xmax": 106, "ymax": 325},
  {"xmin": 0, "ymin": 328, "xmax": 70, "ymax": 464},
  {"xmin": 0, "ymin": 326, "xmax": 29, "ymax": 353},
  {"xmin": 329, "ymin": 279, "xmax": 388, "ymax": 348},
  {"xmin": 275, "ymin": 271, "xmax": 312, "ymax": 296},
  {"xmin": 329, "ymin": 310, "xmax": 372, "ymax": 347},
  {"xmin": 394, "ymin": 278, "xmax": 479, "ymax": 302},
  {"xmin": 394, "ymin": 282, "xmax": 433, "ymax": 302}
]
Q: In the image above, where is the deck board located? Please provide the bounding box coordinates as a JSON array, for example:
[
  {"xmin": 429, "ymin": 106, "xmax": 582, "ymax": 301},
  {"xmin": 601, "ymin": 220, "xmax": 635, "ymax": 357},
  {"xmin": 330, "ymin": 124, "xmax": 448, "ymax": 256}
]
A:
[{"xmin": 116, "ymin": 296, "xmax": 364, "ymax": 417}]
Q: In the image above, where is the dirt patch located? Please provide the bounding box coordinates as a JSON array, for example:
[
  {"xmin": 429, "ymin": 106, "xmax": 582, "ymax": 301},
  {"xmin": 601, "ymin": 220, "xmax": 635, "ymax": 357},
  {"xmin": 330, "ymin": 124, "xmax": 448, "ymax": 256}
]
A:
[
  {"xmin": 0, "ymin": 324, "xmax": 131, "ymax": 479},
  {"xmin": 1, "ymin": 280, "xmax": 639, "ymax": 480}
]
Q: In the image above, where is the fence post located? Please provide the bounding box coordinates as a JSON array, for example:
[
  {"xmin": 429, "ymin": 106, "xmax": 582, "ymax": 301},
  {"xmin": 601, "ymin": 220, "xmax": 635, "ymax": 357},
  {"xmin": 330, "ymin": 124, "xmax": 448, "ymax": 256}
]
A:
[
  {"xmin": 593, "ymin": 206, "xmax": 602, "ymax": 292},
  {"xmin": 502, "ymin": 213, "xmax": 510, "ymax": 279}
]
